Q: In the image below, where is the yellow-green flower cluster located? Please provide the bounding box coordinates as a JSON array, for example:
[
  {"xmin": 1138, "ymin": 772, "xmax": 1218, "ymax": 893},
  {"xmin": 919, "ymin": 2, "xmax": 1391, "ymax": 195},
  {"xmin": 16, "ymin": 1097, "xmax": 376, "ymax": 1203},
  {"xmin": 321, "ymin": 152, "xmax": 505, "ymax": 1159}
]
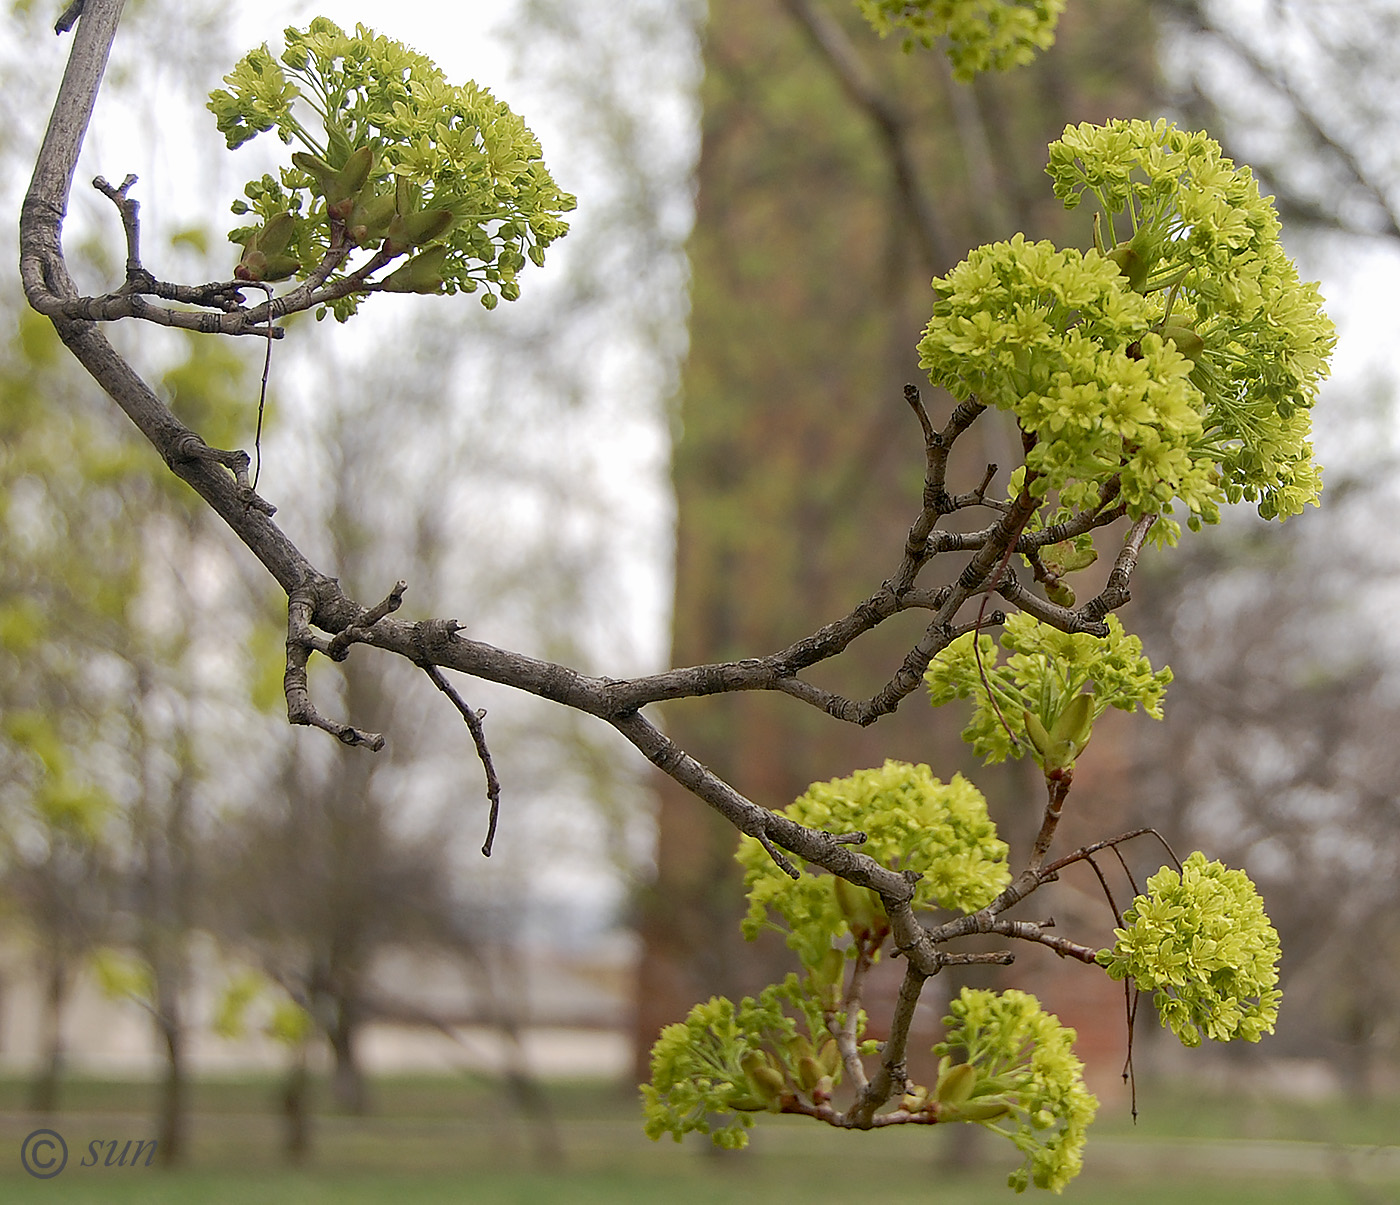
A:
[
  {"xmin": 641, "ymin": 975, "xmax": 845, "ymax": 1150},
  {"xmin": 736, "ymin": 761, "xmax": 1010, "ymax": 969},
  {"xmin": 935, "ymin": 988, "xmax": 1098, "ymax": 1193},
  {"xmin": 1098, "ymin": 852, "xmax": 1282, "ymax": 1047},
  {"xmin": 926, "ymin": 613, "xmax": 1171, "ymax": 764},
  {"xmin": 856, "ymin": 0, "xmax": 1065, "ymax": 81},
  {"xmin": 208, "ymin": 19, "xmax": 575, "ymax": 317},
  {"xmin": 920, "ymin": 234, "xmax": 1218, "ymax": 521},
  {"xmin": 1048, "ymin": 119, "xmax": 1334, "ymax": 521}
]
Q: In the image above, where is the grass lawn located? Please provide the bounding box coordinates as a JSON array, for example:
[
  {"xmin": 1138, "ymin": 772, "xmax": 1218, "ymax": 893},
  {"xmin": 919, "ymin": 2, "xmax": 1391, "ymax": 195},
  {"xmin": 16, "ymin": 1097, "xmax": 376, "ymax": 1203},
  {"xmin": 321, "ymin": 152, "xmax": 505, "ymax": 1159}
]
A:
[{"xmin": 0, "ymin": 1074, "xmax": 1395, "ymax": 1202}]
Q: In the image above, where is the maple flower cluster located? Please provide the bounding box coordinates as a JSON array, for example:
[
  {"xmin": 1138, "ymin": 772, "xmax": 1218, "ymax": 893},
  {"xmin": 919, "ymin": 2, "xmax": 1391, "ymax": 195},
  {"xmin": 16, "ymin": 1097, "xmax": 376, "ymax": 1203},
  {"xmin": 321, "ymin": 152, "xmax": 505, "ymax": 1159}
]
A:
[
  {"xmin": 857, "ymin": 0, "xmax": 1067, "ymax": 81},
  {"xmin": 935, "ymin": 988, "xmax": 1098, "ymax": 1193},
  {"xmin": 1098, "ymin": 852, "xmax": 1283, "ymax": 1047},
  {"xmin": 208, "ymin": 19, "xmax": 575, "ymax": 317},
  {"xmin": 920, "ymin": 119, "xmax": 1334, "ymax": 535},
  {"xmin": 736, "ymin": 760, "xmax": 1011, "ymax": 969}
]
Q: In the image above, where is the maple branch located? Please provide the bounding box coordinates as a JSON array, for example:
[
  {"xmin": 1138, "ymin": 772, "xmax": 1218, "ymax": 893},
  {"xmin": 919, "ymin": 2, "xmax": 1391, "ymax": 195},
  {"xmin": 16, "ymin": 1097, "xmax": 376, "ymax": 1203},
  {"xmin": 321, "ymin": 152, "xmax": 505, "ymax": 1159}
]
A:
[{"xmin": 20, "ymin": 0, "xmax": 1156, "ymax": 894}]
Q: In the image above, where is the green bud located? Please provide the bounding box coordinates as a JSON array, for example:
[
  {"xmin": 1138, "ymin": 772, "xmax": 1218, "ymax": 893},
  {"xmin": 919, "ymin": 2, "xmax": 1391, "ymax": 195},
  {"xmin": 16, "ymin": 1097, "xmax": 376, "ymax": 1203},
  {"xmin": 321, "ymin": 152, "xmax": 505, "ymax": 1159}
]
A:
[
  {"xmin": 382, "ymin": 244, "xmax": 449, "ymax": 294},
  {"xmin": 329, "ymin": 146, "xmax": 375, "ymax": 210},
  {"xmin": 386, "ymin": 208, "xmax": 457, "ymax": 254},
  {"xmin": 750, "ymin": 1066, "xmax": 787, "ymax": 1103},
  {"xmin": 257, "ymin": 253, "xmax": 301, "ymax": 282},
  {"xmin": 901, "ymin": 1084, "xmax": 929, "ymax": 1112},
  {"xmin": 832, "ymin": 876, "xmax": 888, "ymax": 941},
  {"xmin": 1044, "ymin": 580, "xmax": 1076, "ymax": 608},
  {"xmin": 1047, "ymin": 692, "xmax": 1095, "ymax": 767},
  {"xmin": 1022, "ymin": 709, "xmax": 1052, "ymax": 760},
  {"xmin": 797, "ymin": 1055, "xmax": 824, "ymax": 1093},
  {"xmin": 934, "ymin": 1061, "xmax": 977, "ymax": 1105},
  {"xmin": 255, "ymin": 211, "xmax": 297, "ymax": 257},
  {"xmin": 348, "ymin": 186, "xmax": 398, "ymax": 246},
  {"xmin": 1052, "ymin": 685, "xmax": 1092, "ymax": 750},
  {"xmin": 817, "ymin": 1038, "xmax": 841, "ymax": 1079},
  {"xmin": 1042, "ymin": 539, "xmax": 1098, "ymax": 575},
  {"xmin": 786, "ymin": 1033, "xmax": 815, "ymax": 1065},
  {"xmin": 1160, "ymin": 320, "xmax": 1205, "ymax": 363},
  {"xmin": 291, "ymin": 151, "xmax": 338, "ymax": 192},
  {"xmin": 1107, "ymin": 243, "xmax": 1148, "ymax": 293},
  {"xmin": 945, "ymin": 1098, "xmax": 1012, "ymax": 1122}
]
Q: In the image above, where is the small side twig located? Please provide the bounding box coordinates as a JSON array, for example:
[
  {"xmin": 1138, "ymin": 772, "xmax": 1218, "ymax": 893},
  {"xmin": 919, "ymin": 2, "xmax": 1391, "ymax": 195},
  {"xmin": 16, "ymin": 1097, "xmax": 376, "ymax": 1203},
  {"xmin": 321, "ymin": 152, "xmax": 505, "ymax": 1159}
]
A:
[
  {"xmin": 326, "ymin": 580, "xmax": 407, "ymax": 660},
  {"xmin": 986, "ymin": 918, "xmax": 1100, "ymax": 963},
  {"xmin": 284, "ymin": 584, "xmax": 385, "ymax": 750},
  {"xmin": 417, "ymin": 651, "xmax": 504, "ymax": 857},
  {"xmin": 55, "ymin": 0, "xmax": 84, "ymax": 35}
]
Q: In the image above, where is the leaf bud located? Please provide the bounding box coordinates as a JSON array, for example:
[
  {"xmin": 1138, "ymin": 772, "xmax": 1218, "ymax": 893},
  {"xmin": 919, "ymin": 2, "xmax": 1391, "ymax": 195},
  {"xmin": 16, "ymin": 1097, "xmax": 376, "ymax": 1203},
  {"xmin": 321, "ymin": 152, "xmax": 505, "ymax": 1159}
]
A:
[
  {"xmin": 1160, "ymin": 320, "xmax": 1205, "ymax": 363},
  {"xmin": 329, "ymin": 146, "xmax": 375, "ymax": 207},
  {"xmin": 290, "ymin": 151, "xmax": 338, "ymax": 192},
  {"xmin": 786, "ymin": 1033, "xmax": 815, "ymax": 1065},
  {"xmin": 382, "ymin": 244, "xmax": 449, "ymax": 294},
  {"xmin": 1107, "ymin": 243, "xmax": 1148, "ymax": 293},
  {"xmin": 386, "ymin": 208, "xmax": 457, "ymax": 254},
  {"xmin": 945, "ymin": 1098, "xmax": 1012, "ymax": 1122},
  {"xmin": 750, "ymin": 1066, "xmax": 787, "ymax": 1103},
  {"xmin": 257, "ymin": 254, "xmax": 302, "ymax": 282},
  {"xmin": 1046, "ymin": 692, "xmax": 1095, "ymax": 770},
  {"xmin": 934, "ymin": 1061, "xmax": 978, "ymax": 1105},
  {"xmin": 797, "ymin": 1055, "xmax": 824, "ymax": 1093},
  {"xmin": 255, "ymin": 211, "xmax": 297, "ymax": 257},
  {"xmin": 348, "ymin": 186, "xmax": 398, "ymax": 246},
  {"xmin": 1022, "ymin": 709, "xmax": 1052, "ymax": 760}
]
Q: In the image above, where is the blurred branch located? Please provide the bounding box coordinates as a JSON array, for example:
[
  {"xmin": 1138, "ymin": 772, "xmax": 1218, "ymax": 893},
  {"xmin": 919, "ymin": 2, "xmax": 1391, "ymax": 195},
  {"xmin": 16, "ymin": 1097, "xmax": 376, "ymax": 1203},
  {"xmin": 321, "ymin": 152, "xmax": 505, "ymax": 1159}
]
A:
[
  {"xmin": 779, "ymin": 0, "xmax": 955, "ymax": 270},
  {"xmin": 1161, "ymin": 0, "xmax": 1400, "ymax": 239}
]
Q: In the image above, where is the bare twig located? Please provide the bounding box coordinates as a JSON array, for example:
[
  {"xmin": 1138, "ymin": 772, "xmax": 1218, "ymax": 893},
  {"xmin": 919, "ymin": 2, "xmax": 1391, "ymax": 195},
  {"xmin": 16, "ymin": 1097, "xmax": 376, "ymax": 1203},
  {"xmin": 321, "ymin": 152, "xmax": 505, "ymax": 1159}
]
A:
[
  {"xmin": 54, "ymin": 0, "xmax": 84, "ymax": 35},
  {"xmin": 417, "ymin": 657, "xmax": 504, "ymax": 857},
  {"xmin": 326, "ymin": 580, "xmax": 408, "ymax": 661},
  {"xmin": 284, "ymin": 584, "xmax": 385, "ymax": 750}
]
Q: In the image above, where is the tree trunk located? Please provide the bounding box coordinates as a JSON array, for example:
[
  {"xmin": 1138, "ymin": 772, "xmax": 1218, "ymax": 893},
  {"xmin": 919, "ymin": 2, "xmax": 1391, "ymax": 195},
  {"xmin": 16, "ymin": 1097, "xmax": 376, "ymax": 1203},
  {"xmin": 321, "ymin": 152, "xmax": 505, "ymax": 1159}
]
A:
[
  {"xmin": 28, "ymin": 952, "xmax": 68, "ymax": 1115},
  {"xmin": 281, "ymin": 1047, "xmax": 312, "ymax": 1162}
]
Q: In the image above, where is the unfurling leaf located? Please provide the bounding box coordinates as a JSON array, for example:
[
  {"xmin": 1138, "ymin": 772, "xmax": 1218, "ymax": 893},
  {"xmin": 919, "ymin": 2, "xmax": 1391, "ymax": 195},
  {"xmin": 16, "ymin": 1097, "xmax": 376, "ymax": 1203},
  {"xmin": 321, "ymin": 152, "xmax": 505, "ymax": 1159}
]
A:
[{"xmin": 382, "ymin": 244, "xmax": 449, "ymax": 293}]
